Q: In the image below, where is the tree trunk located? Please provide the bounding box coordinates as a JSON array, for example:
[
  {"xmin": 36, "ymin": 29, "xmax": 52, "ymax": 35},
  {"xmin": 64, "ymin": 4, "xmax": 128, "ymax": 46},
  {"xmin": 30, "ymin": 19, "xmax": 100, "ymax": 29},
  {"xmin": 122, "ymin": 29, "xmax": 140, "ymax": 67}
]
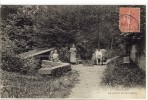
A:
[{"xmin": 110, "ymin": 36, "xmax": 113, "ymax": 50}]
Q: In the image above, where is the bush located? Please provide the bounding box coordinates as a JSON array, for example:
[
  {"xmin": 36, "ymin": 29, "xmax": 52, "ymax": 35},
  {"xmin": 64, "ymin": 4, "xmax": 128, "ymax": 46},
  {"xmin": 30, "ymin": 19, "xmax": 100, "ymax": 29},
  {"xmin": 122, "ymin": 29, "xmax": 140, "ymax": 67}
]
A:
[
  {"xmin": 106, "ymin": 48, "xmax": 125, "ymax": 59},
  {"xmin": 137, "ymin": 53, "xmax": 146, "ymax": 71},
  {"xmin": 1, "ymin": 52, "xmax": 41, "ymax": 74},
  {"xmin": 1, "ymin": 54, "xmax": 24, "ymax": 72},
  {"xmin": 101, "ymin": 57, "xmax": 146, "ymax": 87},
  {"xmin": 1, "ymin": 70, "xmax": 79, "ymax": 98},
  {"xmin": 58, "ymin": 47, "xmax": 70, "ymax": 62},
  {"xmin": 23, "ymin": 57, "xmax": 41, "ymax": 74}
]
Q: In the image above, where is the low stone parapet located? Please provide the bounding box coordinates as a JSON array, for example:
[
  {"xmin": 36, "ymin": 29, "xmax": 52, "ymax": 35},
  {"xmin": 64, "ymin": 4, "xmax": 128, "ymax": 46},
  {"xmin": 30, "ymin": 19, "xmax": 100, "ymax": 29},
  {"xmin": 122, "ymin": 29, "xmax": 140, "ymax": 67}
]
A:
[{"xmin": 38, "ymin": 60, "xmax": 71, "ymax": 75}]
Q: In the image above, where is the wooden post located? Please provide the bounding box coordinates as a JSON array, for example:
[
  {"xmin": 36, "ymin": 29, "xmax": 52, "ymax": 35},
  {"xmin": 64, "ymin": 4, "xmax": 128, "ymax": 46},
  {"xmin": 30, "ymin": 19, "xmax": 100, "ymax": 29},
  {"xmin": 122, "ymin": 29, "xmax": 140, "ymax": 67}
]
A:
[
  {"xmin": 130, "ymin": 44, "xmax": 138, "ymax": 63},
  {"xmin": 130, "ymin": 35, "xmax": 138, "ymax": 63},
  {"xmin": 97, "ymin": 13, "xmax": 100, "ymax": 50},
  {"xmin": 110, "ymin": 35, "xmax": 113, "ymax": 50},
  {"xmin": 123, "ymin": 33, "xmax": 130, "ymax": 64},
  {"xmin": 98, "ymin": 32, "xmax": 100, "ymax": 49}
]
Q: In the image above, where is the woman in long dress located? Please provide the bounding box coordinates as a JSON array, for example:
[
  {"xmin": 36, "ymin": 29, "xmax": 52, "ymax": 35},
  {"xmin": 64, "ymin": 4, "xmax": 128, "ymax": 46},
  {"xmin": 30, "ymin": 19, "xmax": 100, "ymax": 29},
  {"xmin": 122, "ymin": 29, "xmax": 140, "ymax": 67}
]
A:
[{"xmin": 70, "ymin": 44, "xmax": 77, "ymax": 64}]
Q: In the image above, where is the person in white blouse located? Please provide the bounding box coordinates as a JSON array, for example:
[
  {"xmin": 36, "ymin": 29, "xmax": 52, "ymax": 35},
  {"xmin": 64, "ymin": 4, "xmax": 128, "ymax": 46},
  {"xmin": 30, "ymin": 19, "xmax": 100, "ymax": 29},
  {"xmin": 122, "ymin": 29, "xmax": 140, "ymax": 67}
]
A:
[
  {"xmin": 52, "ymin": 49, "xmax": 60, "ymax": 62},
  {"xmin": 95, "ymin": 49, "xmax": 102, "ymax": 65}
]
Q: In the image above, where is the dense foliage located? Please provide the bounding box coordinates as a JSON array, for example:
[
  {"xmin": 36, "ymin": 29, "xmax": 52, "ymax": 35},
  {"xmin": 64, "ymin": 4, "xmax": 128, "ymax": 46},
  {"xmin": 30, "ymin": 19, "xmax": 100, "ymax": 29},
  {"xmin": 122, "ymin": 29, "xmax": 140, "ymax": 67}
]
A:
[
  {"xmin": 101, "ymin": 57, "xmax": 146, "ymax": 87},
  {"xmin": 1, "ymin": 5, "xmax": 146, "ymax": 72},
  {"xmin": 1, "ymin": 70, "xmax": 79, "ymax": 97},
  {"xmin": 1, "ymin": 6, "xmax": 123, "ymax": 57},
  {"xmin": 1, "ymin": 54, "xmax": 24, "ymax": 72}
]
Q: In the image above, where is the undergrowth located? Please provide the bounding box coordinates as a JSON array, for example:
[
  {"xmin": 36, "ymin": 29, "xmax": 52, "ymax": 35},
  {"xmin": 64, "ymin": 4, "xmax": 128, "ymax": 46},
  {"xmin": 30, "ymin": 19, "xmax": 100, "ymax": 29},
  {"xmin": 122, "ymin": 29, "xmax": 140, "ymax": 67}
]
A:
[
  {"xmin": 1, "ymin": 70, "xmax": 79, "ymax": 98},
  {"xmin": 101, "ymin": 57, "xmax": 146, "ymax": 87}
]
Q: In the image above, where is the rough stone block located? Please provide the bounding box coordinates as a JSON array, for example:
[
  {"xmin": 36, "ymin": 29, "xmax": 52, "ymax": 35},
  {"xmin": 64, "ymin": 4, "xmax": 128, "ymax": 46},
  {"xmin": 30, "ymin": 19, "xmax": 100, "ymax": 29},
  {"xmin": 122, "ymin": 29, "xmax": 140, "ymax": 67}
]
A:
[
  {"xmin": 38, "ymin": 61, "xmax": 71, "ymax": 75},
  {"xmin": 38, "ymin": 68, "xmax": 52, "ymax": 75}
]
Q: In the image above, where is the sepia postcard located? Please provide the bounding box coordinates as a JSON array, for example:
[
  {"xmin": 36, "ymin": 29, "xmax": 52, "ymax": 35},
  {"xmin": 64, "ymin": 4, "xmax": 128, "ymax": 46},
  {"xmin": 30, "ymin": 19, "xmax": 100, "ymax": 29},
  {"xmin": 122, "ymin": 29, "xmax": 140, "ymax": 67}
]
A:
[{"xmin": 0, "ymin": 0, "xmax": 147, "ymax": 100}]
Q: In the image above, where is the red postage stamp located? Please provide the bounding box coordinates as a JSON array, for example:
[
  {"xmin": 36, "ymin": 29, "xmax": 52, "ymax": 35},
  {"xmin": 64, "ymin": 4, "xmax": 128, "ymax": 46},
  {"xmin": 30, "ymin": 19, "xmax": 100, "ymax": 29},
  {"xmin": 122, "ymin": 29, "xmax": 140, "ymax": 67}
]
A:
[{"xmin": 119, "ymin": 7, "xmax": 140, "ymax": 32}]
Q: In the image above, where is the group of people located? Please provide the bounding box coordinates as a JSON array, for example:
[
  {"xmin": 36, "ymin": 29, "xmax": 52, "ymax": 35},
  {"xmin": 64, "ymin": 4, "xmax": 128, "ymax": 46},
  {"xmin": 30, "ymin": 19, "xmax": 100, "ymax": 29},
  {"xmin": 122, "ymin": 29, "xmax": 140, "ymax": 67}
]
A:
[
  {"xmin": 48, "ymin": 44, "xmax": 77, "ymax": 63},
  {"xmin": 49, "ymin": 44, "xmax": 107, "ymax": 65},
  {"xmin": 49, "ymin": 49, "xmax": 60, "ymax": 62}
]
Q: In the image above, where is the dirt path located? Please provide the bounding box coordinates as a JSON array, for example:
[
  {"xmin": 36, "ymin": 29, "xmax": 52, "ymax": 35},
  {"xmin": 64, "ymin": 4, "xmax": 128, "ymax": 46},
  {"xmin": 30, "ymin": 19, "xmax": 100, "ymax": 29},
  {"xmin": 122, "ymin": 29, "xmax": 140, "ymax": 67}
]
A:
[
  {"xmin": 68, "ymin": 64, "xmax": 106, "ymax": 98},
  {"xmin": 68, "ymin": 64, "xmax": 146, "ymax": 99}
]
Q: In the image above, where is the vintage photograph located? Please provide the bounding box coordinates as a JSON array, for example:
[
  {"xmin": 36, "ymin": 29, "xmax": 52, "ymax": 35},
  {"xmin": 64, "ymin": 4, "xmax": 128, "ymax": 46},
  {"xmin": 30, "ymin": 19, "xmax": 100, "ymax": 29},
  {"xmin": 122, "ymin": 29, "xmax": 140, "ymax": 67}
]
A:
[{"xmin": 0, "ymin": 5, "xmax": 146, "ymax": 99}]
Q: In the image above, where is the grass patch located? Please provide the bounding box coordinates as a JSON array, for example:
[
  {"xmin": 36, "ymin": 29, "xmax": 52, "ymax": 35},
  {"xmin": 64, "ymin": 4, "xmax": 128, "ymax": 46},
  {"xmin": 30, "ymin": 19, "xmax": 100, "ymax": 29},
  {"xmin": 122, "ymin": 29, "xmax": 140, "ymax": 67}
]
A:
[
  {"xmin": 1, "ymin": 70, "xmax": 79, "ymax": 98},
  {"xmin": 101, "ymin": 57, "xmax": 146, "ymax": 87},
  {"xmin": 138, "ymin": 53, "xmax": 146, "ymax": 71}
]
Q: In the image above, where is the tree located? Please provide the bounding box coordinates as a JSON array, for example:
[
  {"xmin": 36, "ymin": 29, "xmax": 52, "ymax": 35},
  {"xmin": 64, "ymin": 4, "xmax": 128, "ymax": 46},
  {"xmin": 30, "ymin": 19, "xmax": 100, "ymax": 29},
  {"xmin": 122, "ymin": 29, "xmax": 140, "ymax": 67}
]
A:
[{"xmin": 1, "ymin": 5, "xmax": 145, "ymax": 60}]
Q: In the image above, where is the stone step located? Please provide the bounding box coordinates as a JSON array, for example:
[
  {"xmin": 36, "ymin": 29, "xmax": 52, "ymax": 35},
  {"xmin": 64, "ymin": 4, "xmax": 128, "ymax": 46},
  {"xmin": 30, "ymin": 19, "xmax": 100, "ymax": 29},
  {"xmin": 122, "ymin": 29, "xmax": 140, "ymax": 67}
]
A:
[
  {"xmin": 42, "ymin": 60, "xmax": 62, "ymax": 66},
  {"xmin": 38, "ymin": 67, "xmax": 52, "ymax": 75},
  {"xmin": 38, "ymin": 60, "xmax": 71, "ymax": 75},
  {"xmin": 41, "ymin": 64, "xmax": 52, "ymax": 68}
]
